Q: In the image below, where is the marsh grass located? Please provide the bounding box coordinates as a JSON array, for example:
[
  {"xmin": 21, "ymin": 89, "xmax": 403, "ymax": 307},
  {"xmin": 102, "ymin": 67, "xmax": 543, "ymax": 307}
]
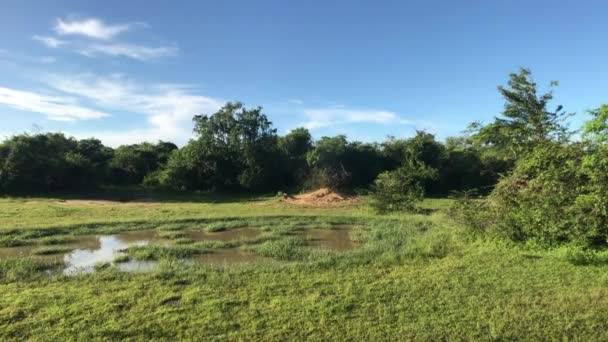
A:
[
  {"xmin": 156, "ymin": 230, "xmax": 187, "ymax": 239},
  {"xmin": 36, "ymin": 235, "xmax": 74, "ymax": 245},
  {"xmin": 113, "ymin": 254, "xmax": 131, "ymax": 263},
  {"xmin": 250, "ymin": 237, "xmax": 309, "ymax": 261},
  {"xmin": 205, "ymin": 220, "xmax": 249, "ymax": 232},
  {"xmin": 0, "ymin": 257, "xmax": 57, "ymax": 282},
  {"xmin": 94, "ymin": 262, "xmax": 111, "ymax": 272},
  {"xmin": 125, "ymin": 245, "xmax": 207, "ymax": 261},
  {"xmin": 0, "ymin": 236, "xmax": 28, "ymax": 247},
  {"xmin": 31, "ymin": 246, "xmax": 75, "ymax": 255}
]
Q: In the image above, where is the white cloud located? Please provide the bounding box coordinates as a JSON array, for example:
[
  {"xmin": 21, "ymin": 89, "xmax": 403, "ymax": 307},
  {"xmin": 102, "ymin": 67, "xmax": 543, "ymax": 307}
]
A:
[
  {"xmin": 32, "ymin": 35, "xmax": 67, "ymax": 48},
  {"xmin": 79, "ymin": 43, "xmax": 178, "ymax": 60},
  {"xmin": 54, "ymin": 17, "xmax": 130, "ymax": 40},
  {"xmin": 0, "ymin": 86, "xmax": 109, "ymax": 121},
  {"xmin": 301, "ymin": 108, "xmax": 402, "ymax": 129},
  {"xmin": 33, "ymin": 17, "xmax": 177, "ymax": 61},
  {"xmin": 45, "ymin": 73, "xmax": 223, "ymax": 146}
]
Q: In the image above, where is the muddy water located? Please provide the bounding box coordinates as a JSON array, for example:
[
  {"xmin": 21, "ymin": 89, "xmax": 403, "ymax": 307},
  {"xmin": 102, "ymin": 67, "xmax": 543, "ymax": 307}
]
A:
[
  {"xmin": 0, "ymin": 235, "xmax": 100, "ymax": 259},
  {"xmin": 294, "ymin": 228, "xmax": 356, "ymax": 251},
  {"xmin": 187, "ymin": 228, "xmax": 261, "ymax": 241},
  {"xmin": 0, "ymin": 226, "xmax": 356, "ymax": 274}
]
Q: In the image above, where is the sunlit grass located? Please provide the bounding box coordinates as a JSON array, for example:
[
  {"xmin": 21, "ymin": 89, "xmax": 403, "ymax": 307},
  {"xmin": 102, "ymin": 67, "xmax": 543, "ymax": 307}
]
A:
[{"xmin": 2, "ymin": 194, "xmax": 608, "ymax": 339}]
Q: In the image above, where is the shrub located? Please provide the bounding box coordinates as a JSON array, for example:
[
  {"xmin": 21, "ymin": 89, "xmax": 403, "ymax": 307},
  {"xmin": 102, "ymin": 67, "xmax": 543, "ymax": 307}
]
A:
[
  {"xmin": 370, "ymin": 162, "xmax": 437, "ymax": 213},
  {"xmin": 460, "ymin": 142, "xmax": 608, "ymax": 247}
]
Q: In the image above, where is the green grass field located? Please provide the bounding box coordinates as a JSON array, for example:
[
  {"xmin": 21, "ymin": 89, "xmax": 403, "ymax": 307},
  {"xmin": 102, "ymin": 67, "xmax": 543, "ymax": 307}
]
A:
[{"xmin": 1, "ymin": 193, "xmax": 608, "ymax": 340}]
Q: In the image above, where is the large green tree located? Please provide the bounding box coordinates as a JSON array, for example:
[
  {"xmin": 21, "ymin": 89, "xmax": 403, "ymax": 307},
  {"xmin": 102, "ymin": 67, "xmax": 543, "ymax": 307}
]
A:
[
  {"xmin": 470, "ymin": 68, "xmax": 570, "ymax": 160},
  {"xmin": 163, "ymin": 102, "xmax": 281, "ymax": 191}
]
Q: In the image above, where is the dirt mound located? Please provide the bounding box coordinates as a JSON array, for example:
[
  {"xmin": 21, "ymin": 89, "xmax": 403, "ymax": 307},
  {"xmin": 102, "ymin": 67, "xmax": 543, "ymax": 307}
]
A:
[{"xmin": 283, "ymin": 188, "xmax": 357, "ymax": 207}]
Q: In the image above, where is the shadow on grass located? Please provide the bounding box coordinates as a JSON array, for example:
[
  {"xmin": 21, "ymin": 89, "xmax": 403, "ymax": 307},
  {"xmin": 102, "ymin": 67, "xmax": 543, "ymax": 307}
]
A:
[{"xmin": 2, "ymin": 186, "xmax": 270, "ymax": 204}]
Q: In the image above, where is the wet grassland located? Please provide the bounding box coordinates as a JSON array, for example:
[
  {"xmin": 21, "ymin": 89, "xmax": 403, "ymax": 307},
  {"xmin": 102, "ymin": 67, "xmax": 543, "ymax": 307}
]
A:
[{"xmin": 1, "ymin": 196, "xmax": 608, "ymax": 340}]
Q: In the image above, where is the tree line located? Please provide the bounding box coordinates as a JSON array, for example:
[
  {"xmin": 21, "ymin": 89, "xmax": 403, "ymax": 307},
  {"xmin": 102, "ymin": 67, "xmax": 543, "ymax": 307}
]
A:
[{"xmin": 0, "ymin": 106, "xmax": 508, "ymax": 197}]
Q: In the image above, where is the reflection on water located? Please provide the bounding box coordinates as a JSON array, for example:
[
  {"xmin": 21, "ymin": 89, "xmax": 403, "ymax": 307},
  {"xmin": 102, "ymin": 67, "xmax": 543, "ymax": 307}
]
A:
[
  {"xmin": 0, "ymin": 226, "xmax": 356, "ymax": 274},
  {"xmin": 0, "ymin": 232, "xmax": 157, "ymax": 275},
  {"xmin": 63, "ymin": 236, "xmax": 149, "ymax": 275}
]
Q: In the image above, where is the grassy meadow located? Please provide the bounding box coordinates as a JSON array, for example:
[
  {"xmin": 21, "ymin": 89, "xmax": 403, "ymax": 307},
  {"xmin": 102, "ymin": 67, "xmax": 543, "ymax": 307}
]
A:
[{"xmin": 1, "ymin": 193, "xmax": 608, "ymax": 340}]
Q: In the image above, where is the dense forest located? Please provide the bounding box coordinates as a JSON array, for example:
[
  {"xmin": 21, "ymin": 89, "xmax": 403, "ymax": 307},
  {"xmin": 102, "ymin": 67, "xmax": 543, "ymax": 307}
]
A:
[{"xmin": 2, "ymin": 68, "xmax": 608, "ymax": 246}]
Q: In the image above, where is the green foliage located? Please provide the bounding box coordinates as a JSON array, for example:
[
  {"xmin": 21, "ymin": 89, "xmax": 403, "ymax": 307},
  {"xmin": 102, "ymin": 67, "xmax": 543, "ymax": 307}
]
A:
[
  {"xmin": 371, "ymin": 161, "xmax": 437, "ymax": 213},
  {"xmin": 110, "ymin": 141, "xmax": 177, "ymax": 185},
  {"xmin": 0, "ymin": 133, "xmax": 109, "ymax": 193},
  {"xmin": 305, "ymin": 136, "xmax": 386, "ymax": 191},
  {"xmin": 0, "ymin": 101, "xmax": 503, "ymax": 197},
  {"xmin": 306, "ymin": 135, "xmax": 351, "ymax": 190},
  {"xmin": 278, "ymin": 128, "xmax": 313, "ymax": 189},
  {"xmin": 161, "ymin": 102, "xmax": 281, "ymax": 191},
  {"xmin": 0, "ymin": 75, "xmax": 579, "ymax": 200},
  {"xmin": 452, "ymin": 70, "xmax": 608, "ymax": 247},
  {"xmin": 460, "ymin": 140, "xmax": 608, "ymax": 247},
  {"xmin": 470, "ymin": 68, "xmax": 570, "ymax": 160},
  {"xmin": 583, "ymin": 104, "xmax": 608, "ymax": 144}
]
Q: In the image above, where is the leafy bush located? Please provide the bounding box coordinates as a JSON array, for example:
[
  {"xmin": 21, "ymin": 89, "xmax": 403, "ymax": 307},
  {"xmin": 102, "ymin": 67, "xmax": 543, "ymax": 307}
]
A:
[
  {"xmin": 459, "ymin": 142, "xmax": 608, "ymax": 246},
  {"xmin": 370, "ymin": 162, "xmax": 437, "ymax": 213}
]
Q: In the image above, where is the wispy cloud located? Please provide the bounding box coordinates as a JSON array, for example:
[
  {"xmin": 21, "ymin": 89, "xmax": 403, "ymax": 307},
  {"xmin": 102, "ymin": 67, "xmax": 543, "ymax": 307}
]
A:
[
  {"xmin": 32, "ymin": 35, "xmax": 66, "ymax": 48},
  {"xmin": 54, "ymin": 17, "xmax": 131, "ymax": 40},
  {"xmin": 0, "ymin": 86, "xmax": 109, "ymax": 121},
  {"xmin": 32, "ymin": 16, "xmax": 176, "ymax": 61},
  {"xmin": 45, "ymin": 73, "xmax": 223, "ymax": 145},
  {"xmin": 301, "ymin": 108, "xmax": 403, "ymax": 129},
  {"xmin": 79, "ymin": 43, "xmax": 178, "ymax": 60}
]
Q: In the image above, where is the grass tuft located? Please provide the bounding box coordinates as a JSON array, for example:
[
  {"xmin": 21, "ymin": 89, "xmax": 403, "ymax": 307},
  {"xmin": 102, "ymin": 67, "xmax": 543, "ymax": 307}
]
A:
[{"xmin": 32, "ymin": 246, "xmax": 75, "ymax": 255}]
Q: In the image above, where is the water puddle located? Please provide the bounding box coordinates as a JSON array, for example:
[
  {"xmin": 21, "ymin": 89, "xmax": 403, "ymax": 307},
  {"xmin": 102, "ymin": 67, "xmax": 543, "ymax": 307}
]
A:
[
  {"xmin": 0, "ymin": 231, "xmax": 161, "ymax": 275},
  {"xmin": 0, "ymin": 226, "xmax": 356, "ymax": 274},
  {"xmin": 0, "ymin": 236, "xmax": 99, "ymax": 259},
  {"xmin": 63, "ymin": 235, "xmax": 151, "ymax": 275},
  {"xmin": 294, "ymin": 228, "xmax": 356, "ymax": 251},
  {"xmin": 187, "ymin": 228, "xmax": 261, "ymax": 241}
]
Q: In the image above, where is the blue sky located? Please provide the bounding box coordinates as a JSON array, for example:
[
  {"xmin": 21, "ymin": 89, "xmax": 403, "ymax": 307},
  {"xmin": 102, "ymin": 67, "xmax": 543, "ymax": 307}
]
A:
[{"xmin": 1, "ymin": 0, "xmax": 607, "ymax": 146}]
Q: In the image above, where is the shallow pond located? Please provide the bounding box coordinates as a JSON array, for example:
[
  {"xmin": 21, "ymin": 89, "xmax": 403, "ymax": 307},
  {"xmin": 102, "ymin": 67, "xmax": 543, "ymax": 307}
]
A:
[
  {"xmin": 63, "ymin": 235, "xmax": 153, "ymax": 274},
  {"xmin": 0, "ymin": 226, "xmax": 356, "ymax": 274},
  {"xmin": 293, "ymin": 227, "xmax": 356, "ymax": 251},
  {"xmin": 187, "ymin": 228, "xmax": 261, "ymax": 241}
]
